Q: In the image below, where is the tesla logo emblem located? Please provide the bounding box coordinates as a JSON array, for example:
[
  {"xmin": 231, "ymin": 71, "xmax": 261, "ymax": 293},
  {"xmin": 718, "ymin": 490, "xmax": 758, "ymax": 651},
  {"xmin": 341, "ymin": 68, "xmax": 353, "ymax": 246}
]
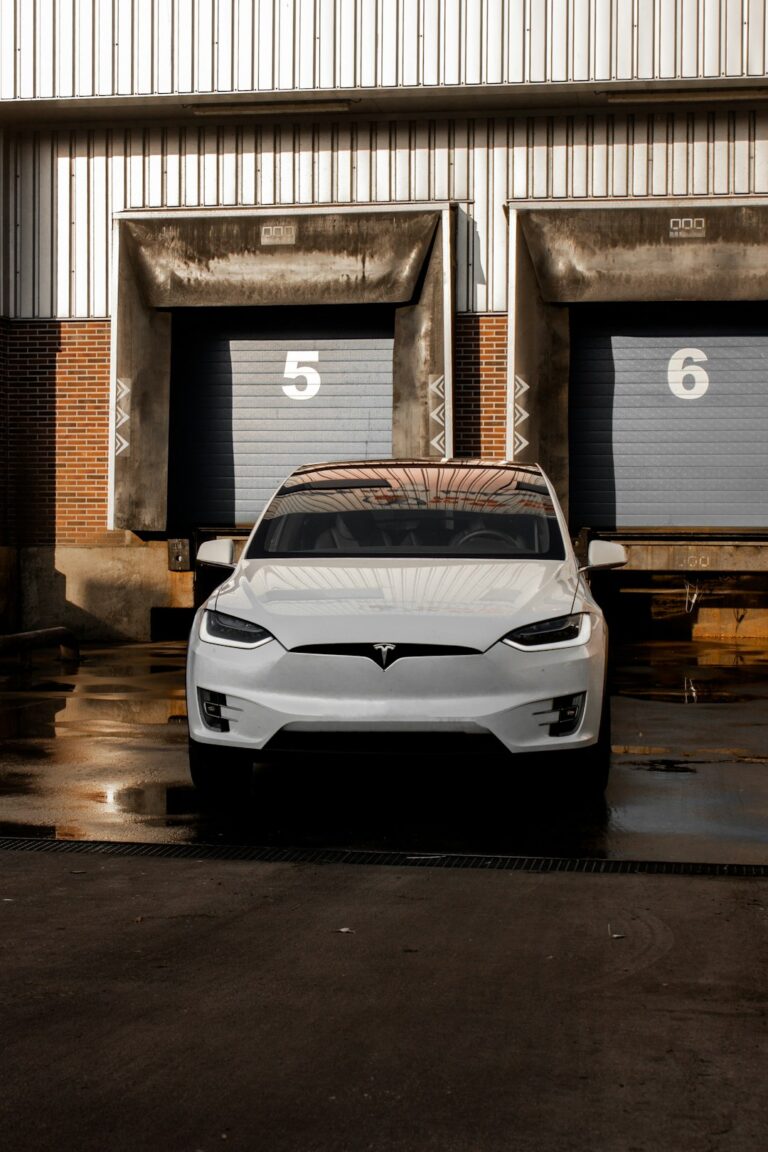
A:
[{"xmin": 373, "ymin": 643, "xmax": 396, "ymax": 668}]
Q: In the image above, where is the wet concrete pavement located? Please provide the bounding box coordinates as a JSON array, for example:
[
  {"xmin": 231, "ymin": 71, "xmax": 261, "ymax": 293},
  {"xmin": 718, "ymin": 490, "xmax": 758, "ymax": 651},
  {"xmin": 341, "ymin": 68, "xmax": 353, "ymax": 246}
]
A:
[{"xmin": 0, "ymin": 638, "xmax": 767, "ymax": 863}]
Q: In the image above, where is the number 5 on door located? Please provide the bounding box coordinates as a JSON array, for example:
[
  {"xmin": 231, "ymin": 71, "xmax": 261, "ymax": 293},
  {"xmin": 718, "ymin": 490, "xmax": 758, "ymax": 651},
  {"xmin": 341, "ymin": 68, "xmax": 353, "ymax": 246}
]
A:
[{"xmin": 283, "ymin": 351, "xmax": 321, "ymax": 399}]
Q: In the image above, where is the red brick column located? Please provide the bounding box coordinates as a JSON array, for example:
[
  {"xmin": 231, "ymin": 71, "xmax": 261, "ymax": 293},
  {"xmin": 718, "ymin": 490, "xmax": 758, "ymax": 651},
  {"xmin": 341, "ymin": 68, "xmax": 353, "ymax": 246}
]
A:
[
  {"xmin": 453, "ymin": 314, "xmax": 508, "ymax": 458},
  {"xmin": 6, "ymin": 320, "xmax": 117, "ymax": 546}
]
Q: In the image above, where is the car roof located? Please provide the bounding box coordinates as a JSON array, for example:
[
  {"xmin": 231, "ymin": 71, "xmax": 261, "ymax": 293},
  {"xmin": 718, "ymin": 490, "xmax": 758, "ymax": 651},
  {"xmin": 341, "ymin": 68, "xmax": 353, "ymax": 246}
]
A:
[
  {"xmin": 276, "ymin": 460, "xmax": 549, "ymax": 500},
  {"xmin": 287, "ymin": 459, "xmax": 544, "ymax": 481}
]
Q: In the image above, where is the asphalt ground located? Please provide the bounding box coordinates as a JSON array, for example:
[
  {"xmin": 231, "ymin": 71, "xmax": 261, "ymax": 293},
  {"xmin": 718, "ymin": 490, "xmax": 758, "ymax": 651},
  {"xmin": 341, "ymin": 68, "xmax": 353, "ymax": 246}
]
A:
[{"xmin": 1, "ymin": 848, "xmax": 766, "ymax": 1152}]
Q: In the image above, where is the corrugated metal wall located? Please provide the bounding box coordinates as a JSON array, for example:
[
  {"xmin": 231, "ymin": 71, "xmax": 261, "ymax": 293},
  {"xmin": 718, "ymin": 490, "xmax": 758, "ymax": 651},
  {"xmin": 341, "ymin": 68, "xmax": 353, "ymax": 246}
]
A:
[
  {"xmin": 1, "ymin": 0, "xmax": 768, "ymax": 100},
  {"xmin": 3, "ymin": 108, "xmax": 768, "ymax": 318}
]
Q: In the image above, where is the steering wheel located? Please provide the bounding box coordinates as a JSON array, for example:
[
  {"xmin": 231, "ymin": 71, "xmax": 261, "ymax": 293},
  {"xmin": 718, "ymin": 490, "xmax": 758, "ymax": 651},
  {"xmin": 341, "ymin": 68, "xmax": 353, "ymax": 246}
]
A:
[{"xmin": 451, "ymin": 528, "xmax": 524, "ymax": 549}]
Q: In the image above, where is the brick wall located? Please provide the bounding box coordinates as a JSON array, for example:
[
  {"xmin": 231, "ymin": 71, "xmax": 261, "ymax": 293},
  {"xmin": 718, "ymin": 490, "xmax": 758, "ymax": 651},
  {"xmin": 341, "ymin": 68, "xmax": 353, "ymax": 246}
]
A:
[
  {"xmin": 6, "ymin": 320, "xmax": 117, "ymax": 547},
  {"xmin": 453, "ymin": 314, "xmax": 508, "ymax": 458}
]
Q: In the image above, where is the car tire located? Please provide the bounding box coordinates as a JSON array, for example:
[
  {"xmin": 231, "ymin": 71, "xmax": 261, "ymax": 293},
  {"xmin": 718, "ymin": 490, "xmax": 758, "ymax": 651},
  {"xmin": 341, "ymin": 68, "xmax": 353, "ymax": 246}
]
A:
[
  {"xmin": 188, "ymin": 738, "xmax": 254, "ymax": 801},
  {"xmin": 578, "ymin": 692, "xmax": 611, "ymax": 796}
]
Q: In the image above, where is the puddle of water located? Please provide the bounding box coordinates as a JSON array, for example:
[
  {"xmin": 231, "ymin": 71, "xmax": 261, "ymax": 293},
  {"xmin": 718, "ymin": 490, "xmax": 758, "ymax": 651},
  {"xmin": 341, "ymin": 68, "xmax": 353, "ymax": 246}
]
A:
[
  {"xmin": 0, "ymin": 820, "xmax": 56, "ymax": 839},
  {"xmin": 617, "ymin": 685, "xmax": 754, "ymax": 704},
  {"xmin": 112, "ymin": 783, "xmax": 197, "ymax": 817},
  {"xmin": 6, "ymin": 681, "xmax": 75, "ymax": 694},
  {"xmin": 613, "ymin": 658, "xmax": 764, "ymax": 704},
  {"xmin": 0, "ymin": 741, "xmax": 51, "ymax": 760},
  {"xmin": 627, "ymin": 759, "xmax": 700, "ymax": 774},
  {"xmin": 0, "ymin": 769, "xmax": 40, "ymax": 795},
  {"xmin": 616, "ymin": 640, "xmax": 768, "ymax": 668}
]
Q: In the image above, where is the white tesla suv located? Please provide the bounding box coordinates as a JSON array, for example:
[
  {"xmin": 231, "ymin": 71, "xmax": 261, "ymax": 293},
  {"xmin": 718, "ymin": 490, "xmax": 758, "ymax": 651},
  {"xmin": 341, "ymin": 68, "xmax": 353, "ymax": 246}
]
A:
[{"xmin": 187, "ymin": 460, "xmax": 626, "ymax": 796}]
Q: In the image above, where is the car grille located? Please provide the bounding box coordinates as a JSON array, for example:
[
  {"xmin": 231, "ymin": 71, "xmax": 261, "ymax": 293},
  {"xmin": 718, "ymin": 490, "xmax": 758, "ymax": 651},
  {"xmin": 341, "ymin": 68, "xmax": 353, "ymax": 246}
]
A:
[{"xmin": 290, "ymin": 643, "xmax": 481, "ymax": 666}]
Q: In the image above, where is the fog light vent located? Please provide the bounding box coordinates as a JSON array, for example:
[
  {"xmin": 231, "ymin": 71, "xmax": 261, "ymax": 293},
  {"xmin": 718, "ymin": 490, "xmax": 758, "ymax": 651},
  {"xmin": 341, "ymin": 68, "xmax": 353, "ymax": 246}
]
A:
[
  {"xmin": 198, "ymin": 689, "xmax": 229, "ymax": 733},
  {"xmin": 548, "ymin": 693, "xmax": 585, "ymax": 737}
]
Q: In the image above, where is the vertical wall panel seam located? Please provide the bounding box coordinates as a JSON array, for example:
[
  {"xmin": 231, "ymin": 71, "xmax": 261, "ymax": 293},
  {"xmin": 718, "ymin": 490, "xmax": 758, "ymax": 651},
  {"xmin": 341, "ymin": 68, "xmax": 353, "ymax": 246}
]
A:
[
  {"xmin": 11, "ymin": 135, "xmax": 18, "ymax": 318},
  {"xmin": 32, "ymin": 130, "xmax": 38, "ymax": 314},
  {"xmin": 87, "ymin": 129, "xmax": 92, "ymax": 315}
]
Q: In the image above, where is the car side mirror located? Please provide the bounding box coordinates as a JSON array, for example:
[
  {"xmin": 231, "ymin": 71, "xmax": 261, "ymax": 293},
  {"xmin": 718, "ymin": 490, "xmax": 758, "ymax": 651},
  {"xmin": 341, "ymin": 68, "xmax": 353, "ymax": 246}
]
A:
[
  {"xmin": 583, "ymin": 539, "xmax": 628, "ymax": 571},
  {"xmin": 196, "ymin": 538, "xmax": 235, "ymax": 568}
]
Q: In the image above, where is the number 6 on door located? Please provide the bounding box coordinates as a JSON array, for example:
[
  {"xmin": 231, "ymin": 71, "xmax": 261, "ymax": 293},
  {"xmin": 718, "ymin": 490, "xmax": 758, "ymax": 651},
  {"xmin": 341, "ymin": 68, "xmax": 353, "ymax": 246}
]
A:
[
  {"xmin": 282, "ymin": 351, "xmax": 321, "ymax": 399},
  {"xmin": 667, "ymin": 348, "xmax": 709, "ymax": 400}
]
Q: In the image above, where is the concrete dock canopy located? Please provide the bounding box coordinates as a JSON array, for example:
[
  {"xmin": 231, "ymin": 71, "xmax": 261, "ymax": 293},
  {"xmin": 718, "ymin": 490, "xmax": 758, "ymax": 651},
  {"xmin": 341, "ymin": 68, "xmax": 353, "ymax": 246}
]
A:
[{"xmin": 113, "ymin": 209, "xmax": 453, "ymax": 531}]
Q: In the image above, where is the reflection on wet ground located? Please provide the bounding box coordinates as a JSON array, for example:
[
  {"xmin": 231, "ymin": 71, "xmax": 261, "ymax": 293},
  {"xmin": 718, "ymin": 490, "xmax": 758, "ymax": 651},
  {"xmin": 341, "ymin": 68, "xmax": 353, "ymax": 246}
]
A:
[{"xmin": 0, "ymin": 639, "xmax": 766, "ymax": 863}]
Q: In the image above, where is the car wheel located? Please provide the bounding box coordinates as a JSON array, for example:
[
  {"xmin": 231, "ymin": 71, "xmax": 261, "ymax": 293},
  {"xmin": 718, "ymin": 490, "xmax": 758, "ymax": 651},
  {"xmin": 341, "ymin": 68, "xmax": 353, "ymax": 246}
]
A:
[{"xmin": 188, "ymin": 738, "xmax": 254, "ymax": 801}]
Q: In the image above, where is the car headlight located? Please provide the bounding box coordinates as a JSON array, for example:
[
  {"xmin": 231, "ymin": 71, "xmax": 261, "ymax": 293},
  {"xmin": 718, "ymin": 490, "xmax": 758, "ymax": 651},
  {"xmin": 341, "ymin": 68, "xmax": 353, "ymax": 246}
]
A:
[
  {"xmin": 501, "ymin": 613, "xmax": 591, "ymax": 650},
  {"xmin": 200, "ymin": 610, "xmax": 274, "ymax": 649}
]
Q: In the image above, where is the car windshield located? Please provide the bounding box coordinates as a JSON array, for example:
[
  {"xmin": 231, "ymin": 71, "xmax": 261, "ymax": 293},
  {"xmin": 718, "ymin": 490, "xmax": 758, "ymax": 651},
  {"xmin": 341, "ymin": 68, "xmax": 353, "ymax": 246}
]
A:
[{"xmin": 246, "ymin": 465, "xmax": 566, "ymax": 560}]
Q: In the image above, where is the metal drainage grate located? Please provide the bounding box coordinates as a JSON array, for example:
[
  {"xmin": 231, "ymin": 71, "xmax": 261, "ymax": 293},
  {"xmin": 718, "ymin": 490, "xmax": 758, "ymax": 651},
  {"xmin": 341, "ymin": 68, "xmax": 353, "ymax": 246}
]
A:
[{"xmin": 0, "ymin": 835, "xmax": 767, "ymax": 877}]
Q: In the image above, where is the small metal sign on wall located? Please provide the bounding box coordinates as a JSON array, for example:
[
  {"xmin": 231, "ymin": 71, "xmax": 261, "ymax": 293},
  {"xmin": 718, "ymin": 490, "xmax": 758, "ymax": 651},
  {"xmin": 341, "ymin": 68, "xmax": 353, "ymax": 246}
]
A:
[{"xmin": 260, "ymin": 224, "xmax": 297, "ymax": 246}]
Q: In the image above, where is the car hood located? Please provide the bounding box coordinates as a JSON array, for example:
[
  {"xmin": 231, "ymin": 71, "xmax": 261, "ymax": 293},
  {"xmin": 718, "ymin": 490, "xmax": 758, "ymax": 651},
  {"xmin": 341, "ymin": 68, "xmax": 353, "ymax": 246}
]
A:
[{"xmin": 211, "ymin": 558, "xmax": 585, "ymax": 650}]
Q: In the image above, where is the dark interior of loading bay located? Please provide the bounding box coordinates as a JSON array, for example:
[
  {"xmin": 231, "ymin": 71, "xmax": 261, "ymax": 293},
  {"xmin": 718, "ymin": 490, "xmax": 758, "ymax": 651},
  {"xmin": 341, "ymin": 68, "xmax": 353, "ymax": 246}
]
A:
[{"xmin": 151, "ymin": 299, "xmax": 768, "ymax": 641}]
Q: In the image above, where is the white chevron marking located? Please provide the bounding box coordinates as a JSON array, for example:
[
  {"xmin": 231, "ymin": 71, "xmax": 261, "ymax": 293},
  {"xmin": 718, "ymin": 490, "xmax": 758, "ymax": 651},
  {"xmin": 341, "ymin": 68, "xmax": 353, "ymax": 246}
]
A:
[
  {"xmin": 115, "ymin": 432, "xmax": 129, "ymax": 456},
  {"xmin": 429, "ymin": 402, "xmax": 445, "ymax": 428}
]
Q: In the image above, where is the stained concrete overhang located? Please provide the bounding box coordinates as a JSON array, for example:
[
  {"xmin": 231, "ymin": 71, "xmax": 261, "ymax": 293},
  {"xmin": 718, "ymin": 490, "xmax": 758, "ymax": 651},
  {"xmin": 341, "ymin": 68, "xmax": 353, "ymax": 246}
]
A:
[
  {"xmin": 519, "ymin": 205, "xmax": 768, "ymax": 302},
  {"xmin": 122, "ymin": 212, "xmax": 439, "ymax": 308}
]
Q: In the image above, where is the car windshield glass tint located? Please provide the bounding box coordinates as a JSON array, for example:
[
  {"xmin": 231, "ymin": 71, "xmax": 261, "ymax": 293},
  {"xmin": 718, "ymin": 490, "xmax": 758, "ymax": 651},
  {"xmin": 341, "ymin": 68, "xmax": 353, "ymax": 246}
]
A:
[{"xmin": 247, "ymin": 465, "xmax": 565, "ymax": 559}]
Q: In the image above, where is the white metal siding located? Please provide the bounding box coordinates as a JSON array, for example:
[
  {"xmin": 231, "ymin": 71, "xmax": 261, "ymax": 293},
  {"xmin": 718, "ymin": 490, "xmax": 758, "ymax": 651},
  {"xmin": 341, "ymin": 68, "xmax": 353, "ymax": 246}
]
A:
[
  {"xmin": 2, "ymin": 0, "xmax": 768, "ymax": 100},
  {"xmin": 5, "ymin": 109, "xmax": 768, "ymax": 318}
]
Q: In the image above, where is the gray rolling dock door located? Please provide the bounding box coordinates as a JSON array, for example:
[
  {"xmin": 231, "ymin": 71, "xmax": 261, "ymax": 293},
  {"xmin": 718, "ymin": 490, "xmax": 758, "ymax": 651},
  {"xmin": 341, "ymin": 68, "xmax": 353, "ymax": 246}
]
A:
[
  {"xmin": 569, "ymin": 305, "xmax": 768, "ymax": 532},
  {"xmin": 168, "ymin": 306, "xmax": 395, "ymax": 529}
]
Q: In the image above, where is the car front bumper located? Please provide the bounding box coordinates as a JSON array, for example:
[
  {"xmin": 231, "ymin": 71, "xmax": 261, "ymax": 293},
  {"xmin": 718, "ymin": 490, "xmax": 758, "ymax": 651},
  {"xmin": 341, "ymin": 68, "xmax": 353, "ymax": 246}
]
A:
[{"xmin": 187, "ymin": 610, "xmax": 607, "ymax": 757}]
